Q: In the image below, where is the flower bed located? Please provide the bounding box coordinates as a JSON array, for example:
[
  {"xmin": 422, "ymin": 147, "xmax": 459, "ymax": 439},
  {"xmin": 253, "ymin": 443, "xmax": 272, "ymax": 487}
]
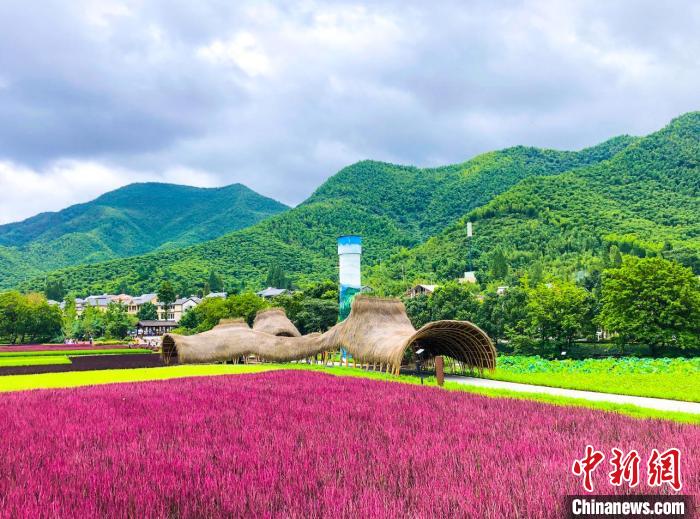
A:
[{"xmin": 0, "ymin": 371, "xmax": 696, "ymax": 517}]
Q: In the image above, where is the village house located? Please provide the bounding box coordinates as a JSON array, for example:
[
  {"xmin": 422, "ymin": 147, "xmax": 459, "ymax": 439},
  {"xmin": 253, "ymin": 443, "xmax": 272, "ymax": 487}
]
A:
[
  {"xmin": 257, "ymin": 287, "xmax": 289, "ymax": 299},
  {"xmin": 157, "ymin": 296, "xmax": 201, "ymax": 322},
  {"xmin": 404, "ymin": 284, "xmax": 438, "ymax": 299}
]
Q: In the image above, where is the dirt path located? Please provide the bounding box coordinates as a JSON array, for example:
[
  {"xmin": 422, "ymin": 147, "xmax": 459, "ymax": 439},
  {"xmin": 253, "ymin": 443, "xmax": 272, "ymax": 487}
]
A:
[{"xmin": 446, "ymin": 376, "xmax": 700, "ymax": 415}]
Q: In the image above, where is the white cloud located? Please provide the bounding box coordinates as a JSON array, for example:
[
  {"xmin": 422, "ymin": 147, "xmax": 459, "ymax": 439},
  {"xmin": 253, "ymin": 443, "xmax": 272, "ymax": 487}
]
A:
[
  {"xmin": 197, "ymin": 32, "xmax": 271, "ymax": 77},
  {"xmin": 0, "ymin": 161, "xmax": 218, "ymax": 224},
  {"xmin": 0, "ymin": 0, "xmax": 698, "ymax": 221}
]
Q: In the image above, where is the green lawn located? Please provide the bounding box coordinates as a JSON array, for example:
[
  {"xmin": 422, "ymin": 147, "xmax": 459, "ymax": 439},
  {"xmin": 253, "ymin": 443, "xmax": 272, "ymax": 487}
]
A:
[
  {"xmin": 0, "ymin": 362, "xmax": 697, "ymax": 425},
  {"xmin": 479, "ymin": 356, "xmax": 700, "ymax": 403},
  {"xmin": 0, "ymin": 355, "xmax": 72, "ymax": 367},
  {"xmin": 0, "ymin": 349, "xmax": 153, "ymax": 358}
]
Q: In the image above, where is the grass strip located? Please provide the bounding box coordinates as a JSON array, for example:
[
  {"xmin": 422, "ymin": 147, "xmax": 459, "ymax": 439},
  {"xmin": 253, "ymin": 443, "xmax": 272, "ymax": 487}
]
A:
[
  {"xmin": 0, "ymin": 349, "xmax": 153, "ymax": 358},
  {"xmin": 0, "ymin": 356, "xmax": 72, "ymax": 367},
  {"xmin": 0, "ymin": 364, "xmax": 277, "ymax": 392}
]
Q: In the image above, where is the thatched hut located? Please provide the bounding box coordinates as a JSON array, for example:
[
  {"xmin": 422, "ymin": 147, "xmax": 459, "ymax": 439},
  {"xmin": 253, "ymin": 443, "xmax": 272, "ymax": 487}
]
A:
[
  {"xmin": 252, "ymin": 308, "xmax": 301, "ymax": 337},
  {"xmin": 162, "ymin": 296, "xmax": 495, "ymax": 373}
]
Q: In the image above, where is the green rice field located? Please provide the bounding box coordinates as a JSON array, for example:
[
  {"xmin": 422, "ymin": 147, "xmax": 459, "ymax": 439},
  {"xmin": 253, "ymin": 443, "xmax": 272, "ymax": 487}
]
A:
[{"xmin": 480, "ymin": 355, "xmax": 700, "ymax": 403}]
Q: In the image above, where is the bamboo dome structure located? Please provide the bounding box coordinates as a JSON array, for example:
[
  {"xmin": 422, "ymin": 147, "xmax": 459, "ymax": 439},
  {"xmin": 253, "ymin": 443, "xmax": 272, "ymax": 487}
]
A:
[
  {"xmin": 162, "ymin": 296, "xmax": 495, "ymax": 373},
  {"xmin": 252, "ymin": 308, "xmax": 301, "ymax": 337}
]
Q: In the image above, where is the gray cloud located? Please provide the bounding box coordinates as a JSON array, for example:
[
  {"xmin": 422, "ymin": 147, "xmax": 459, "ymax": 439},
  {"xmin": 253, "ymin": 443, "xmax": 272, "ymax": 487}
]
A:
[{"xmin": 0, "ymin": 0, "xmax": 698, "ymax": 223}]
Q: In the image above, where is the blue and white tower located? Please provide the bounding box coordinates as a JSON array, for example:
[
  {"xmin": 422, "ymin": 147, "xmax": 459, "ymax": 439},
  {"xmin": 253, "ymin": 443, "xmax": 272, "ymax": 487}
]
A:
[{"xmin": 337, "ymin": 235, "xmax": 362, "ymax": 321}]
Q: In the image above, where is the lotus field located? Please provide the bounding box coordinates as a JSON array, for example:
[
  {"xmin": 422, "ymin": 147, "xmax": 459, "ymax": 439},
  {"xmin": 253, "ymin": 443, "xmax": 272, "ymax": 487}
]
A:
[{"xmin": 0, "ymin": 371, "xmax": 697, "ymax": 517}]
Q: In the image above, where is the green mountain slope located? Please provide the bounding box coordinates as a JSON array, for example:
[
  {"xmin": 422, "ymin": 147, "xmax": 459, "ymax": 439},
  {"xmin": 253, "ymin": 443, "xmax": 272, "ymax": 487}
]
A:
[
  {"xmin": 16, "ymin": 135, "xmax": 635, "ymax": 296},
  {"xmin": 366, "ymin": 112, "xmax": 700, "ymax": 291},
  {"xmin": 0, "ymin": 183, "xmax": 288, "ymax": 288}
]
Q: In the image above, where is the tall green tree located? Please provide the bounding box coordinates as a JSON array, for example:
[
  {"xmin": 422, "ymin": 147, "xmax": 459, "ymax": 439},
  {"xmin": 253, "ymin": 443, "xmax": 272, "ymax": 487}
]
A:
[
  {"xmin": 404, "ymin": 294, "xmax": 432, "ymax": 329},
  {"xmin": 62, "ymin": 296, "xmax": 78, "ymax": 338},
  {"xmin": 265, "ymin": 264, "xmax": 291, "ymax": 289},
  {"xmin": 478, "ymin": 286, "xmax": 529, "ymax": 346},
  {"xmin": 137, "ymin": 302, "xmax": 158, "ymax": 321},
  {"xmin": 157, "ymin": 281, "xmax": 177, "ymax": 320},
  {"xmin": 76, "ymin": 306, "xmax": 105, "ymax": 339},
  {"xmin": 489, "ymin": 248, "xmax": 508, "ymax": 280},
  {"xmin": 104, "ymin": 302, "xmax": 136, "ymax": 339},
  {"xmin": 430, "ymin": 281, "xmax": 480, "ymax": 322},
  {"xmin": 208, "ymin": 270, "xmax": 224, "ymax": 293},
  {"xmin": 527, "ymin": 281, "xmax": 593, "ymax": 352},
  {"xmin": 44, "ymin": 278, "xmax": 65, "ymax": 301},
  {"xmin": 598, "ymin": 256, "xmax": 700, "ymax": 355}
]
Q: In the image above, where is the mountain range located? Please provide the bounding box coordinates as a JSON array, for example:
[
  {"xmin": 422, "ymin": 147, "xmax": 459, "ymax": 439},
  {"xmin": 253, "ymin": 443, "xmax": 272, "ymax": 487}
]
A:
[
  {"xmin": 0, "ymin": 183, "xmax": 288, "ymax": 288},
  {"xmin": 6, "ymin": 111, "xmax": 700, "ymax": 296}
]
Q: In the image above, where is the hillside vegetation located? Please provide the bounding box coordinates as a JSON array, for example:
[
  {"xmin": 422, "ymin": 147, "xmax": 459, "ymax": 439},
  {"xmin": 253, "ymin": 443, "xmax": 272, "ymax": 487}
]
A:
[
  {"xmin": 18, "ymin": 135, "xmax": 636, "ymax": 296},
  {"xmin": 366, "ymin": 112, "xmax": 700, "ymax": 292},
  {"xmin": 0, "ymin": 183, "xmax": 288, "ymax": 288}
]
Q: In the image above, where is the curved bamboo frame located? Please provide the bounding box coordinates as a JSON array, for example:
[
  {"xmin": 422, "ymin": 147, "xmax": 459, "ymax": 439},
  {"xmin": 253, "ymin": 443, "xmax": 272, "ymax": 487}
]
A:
[{"xmin": 162, "ymin": 296, "xmax": 495, "ymax": 373}]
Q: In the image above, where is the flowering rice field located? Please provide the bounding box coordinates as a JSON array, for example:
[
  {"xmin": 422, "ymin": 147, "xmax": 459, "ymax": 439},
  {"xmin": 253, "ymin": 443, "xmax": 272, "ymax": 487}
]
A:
[{"xmin": 0, "ymin": 371, "xmax": 697, "ymax": 518}]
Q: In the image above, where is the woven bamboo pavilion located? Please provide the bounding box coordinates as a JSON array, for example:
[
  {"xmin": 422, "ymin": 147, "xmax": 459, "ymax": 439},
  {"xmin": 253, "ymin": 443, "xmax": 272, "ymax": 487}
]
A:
[{"xmin": 162, "ymin": 296, "xmax": 495, "ymax": 373}]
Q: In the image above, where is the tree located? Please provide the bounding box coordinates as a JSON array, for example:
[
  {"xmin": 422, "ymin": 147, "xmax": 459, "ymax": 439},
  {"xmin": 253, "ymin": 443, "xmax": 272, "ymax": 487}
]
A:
[
  {"xmin": 607, "ymin": 245, "xmax": 623, "ymax": 267},
  {"xmin": 489, "ymin": 248, "xmax": 509, "ymax": 280},
  {"xmin": 137, "ymin": 302, "xmax": 158, "ymax": 321},
  {"xmin": 104, "ymin": 302, "xmax": 136, "ymax": 339},
  {"xmin": 303, "ymin": 280, "xmax": 338, "ymax": 300},
  {"xmin": 477, "ymin": 286, "xmax": 529, "ymax": 346},
  {"xmin": 293, "ymin": 299, "xmax": 338, "ymax": 334},
  {"xmin": 0, "ymin": 292, "xmax": 63, "ymax": 343},
  {"xmin": 157, "ymin": 281, "xmax": 176, "ymax": 320},
  {"xmin": 0, "ymin": 292, "xmax": 28, "ymax": 343},
  {"xmin": 404, "ymin": 294, "xmax": 432, "ymax": 329},
  {"xmin": 179, "ymin": 307, "xmax": 201, "ymax": 330},
  {"xmin": 227, "ymin": 292, "xmax": 269, "ymax": 326},
  {"xmin": 430, "ymin": 282, "xmax": 480, "ymax": 322},
  {"xmin": 116, "ymin": 279, "xmax": 129, "ymax": 295},
  {"xmin": 208, "ymin": 270, "xmax": 224, "ymax": 293},
  {"xmin": 76, "ymin": 306, "xmax": 105, "ymax": 339},
  {"xmin": 62, "ymin": 296, "xmax": 78, "ymax": 338},
  {"xmin": 44, "ymin": 278, "xmax": 65, "ymax": 301},
  {"xmin": 527, "ymin": 281, "xmax": 593, "ymax": 352},
  {"xmin": 265, "ymin": 264, "xmax": 290, "ymax": 289},
  {"xmin": 598, "ymin": 256, "xmax": 700, "ymax": 355}
]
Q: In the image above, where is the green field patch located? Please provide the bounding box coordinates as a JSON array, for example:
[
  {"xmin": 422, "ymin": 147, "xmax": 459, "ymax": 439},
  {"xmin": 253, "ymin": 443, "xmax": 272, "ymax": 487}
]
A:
[
  {"xmin": 479, "ymin": 355, "xmax": 700, "ymax": 403},
  {"xmin": 0, "ymin": 356, "xmax": 72, "ymax": 367},
  {"xmin": 0, "ymin": 349, "xmax": 153, "ymax": 358}
]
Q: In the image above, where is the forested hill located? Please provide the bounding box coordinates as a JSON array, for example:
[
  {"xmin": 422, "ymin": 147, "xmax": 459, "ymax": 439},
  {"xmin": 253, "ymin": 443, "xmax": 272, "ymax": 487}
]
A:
[
  {"xmin": 0, "ymin": 183, "xmax": 288, "ymax": 288},
  {"xmin": 365, "ymin": 112, "xmax": 700, "ymax": 293},
  {"xmin": 16, "ymin": 134, "xmax": 635, "ymax": 296}
]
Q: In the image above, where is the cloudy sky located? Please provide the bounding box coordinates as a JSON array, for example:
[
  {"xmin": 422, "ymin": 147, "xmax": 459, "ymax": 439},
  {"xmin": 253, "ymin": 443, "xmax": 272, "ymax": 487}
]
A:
[{"xmin": 0, "ymin": 0, "xmax": 698, "ymax": 223}]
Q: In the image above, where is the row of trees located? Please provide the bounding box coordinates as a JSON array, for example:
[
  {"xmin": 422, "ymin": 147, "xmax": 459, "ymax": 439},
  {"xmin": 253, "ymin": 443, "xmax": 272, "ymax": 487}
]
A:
[
  {"xmin": 174, "ymin": 281, "xmax": 339, "ymax": 336},
  {"xmin": 404, "ymin": 256, "xmax": 700, "ymax": 356},
  {"xmin": 0, "ymin": 292, "xmax": 63, "ymax": 344},
  {"xmin": 62, "ymin": 300, "xmax": 138, "ymax": 341},
  {"xmin": 0, "ymin": 292, "xmax": 144, "ymax": 344}
]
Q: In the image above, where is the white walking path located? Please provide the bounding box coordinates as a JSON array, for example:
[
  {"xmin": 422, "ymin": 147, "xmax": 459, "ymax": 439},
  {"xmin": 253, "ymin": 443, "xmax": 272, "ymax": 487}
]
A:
[{"xmin": 445, "ymin": 376, "xmax": 700, "ymax": 415}]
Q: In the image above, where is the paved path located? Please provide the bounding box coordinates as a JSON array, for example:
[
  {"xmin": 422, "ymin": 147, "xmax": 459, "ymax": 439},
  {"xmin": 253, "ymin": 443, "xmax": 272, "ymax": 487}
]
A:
[{"xmin": 445, "ymin": 376, "xmax": 700, "ymax": 415}]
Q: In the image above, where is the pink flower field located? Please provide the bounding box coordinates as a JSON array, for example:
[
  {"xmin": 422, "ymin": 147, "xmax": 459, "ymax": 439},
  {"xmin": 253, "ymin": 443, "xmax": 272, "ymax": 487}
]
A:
[{"xmin": 0, "ymin": 371, "xmax": 697, "ymax": 518}]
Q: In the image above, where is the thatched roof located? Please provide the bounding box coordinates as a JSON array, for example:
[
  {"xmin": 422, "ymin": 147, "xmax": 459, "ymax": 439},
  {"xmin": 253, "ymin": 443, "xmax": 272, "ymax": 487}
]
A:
[
  {"xmin": 214, "ymin": 318, "xmax": 250, "ymax": 329},
  {"xmin": 252, "ymin": 308, "xmax": 301, "ymax": 337},
  {"xmin": 162, "ymin": 296, "xmax": 495, "ymax": 372}
]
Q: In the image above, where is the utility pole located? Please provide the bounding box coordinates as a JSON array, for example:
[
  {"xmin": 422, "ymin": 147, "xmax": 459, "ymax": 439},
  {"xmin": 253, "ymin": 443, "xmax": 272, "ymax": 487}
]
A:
[{"xmin": 467, "ymin": 221, "xmax": 473, "ymax": 272}]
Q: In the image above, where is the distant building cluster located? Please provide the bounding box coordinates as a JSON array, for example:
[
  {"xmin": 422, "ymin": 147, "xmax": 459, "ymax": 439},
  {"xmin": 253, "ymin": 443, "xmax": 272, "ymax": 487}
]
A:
[{"xmin": 49, "ymin": 292, "xmax": 228, "ymax": 323}]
